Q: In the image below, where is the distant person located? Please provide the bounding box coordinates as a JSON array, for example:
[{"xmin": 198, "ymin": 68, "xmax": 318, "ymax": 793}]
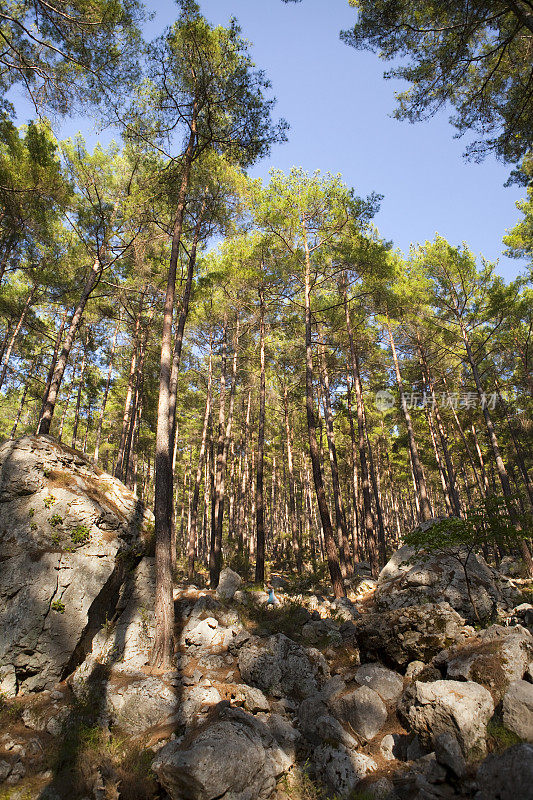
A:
[{"xmin": 265, "ymin": 583, "xmax": 280, "ymax": 607}]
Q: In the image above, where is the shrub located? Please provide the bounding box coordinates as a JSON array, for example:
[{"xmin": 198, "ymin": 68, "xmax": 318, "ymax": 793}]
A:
[{"xmin": 51, "ymin": 599, "xmax": 66, "ymax": 613}]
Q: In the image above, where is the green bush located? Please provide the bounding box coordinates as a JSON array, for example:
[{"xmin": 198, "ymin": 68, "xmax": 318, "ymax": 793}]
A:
[
  {"xmin": 70, "ymin": 525, "xmax": 91, "ymax": 545},
  {"xmin": 51, "ymin": 599, "xmax": 66, "ymax": 613}
]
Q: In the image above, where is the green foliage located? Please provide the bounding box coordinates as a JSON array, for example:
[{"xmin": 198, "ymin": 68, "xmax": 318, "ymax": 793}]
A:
[
  {"xmin": 70, "ymin": 525, "xmax": 91, "ymax": 545},
  {"xmin": 341, "ymin": 0, "xmax": 533, "ymax": 169},
  {"xmin": 49, "ymin": 513, "xmax": 63, "ymax": 527},
  {"xmin": 51, "ymin": 599, "xmax": 66, "ymax": 613},
  {"xmin": 405, "ymin": 496, "xmax": 530, "ymax": 556},
  {"xmin": 43, "ymin": 495, "xmax": 56, "ymax": 509}
]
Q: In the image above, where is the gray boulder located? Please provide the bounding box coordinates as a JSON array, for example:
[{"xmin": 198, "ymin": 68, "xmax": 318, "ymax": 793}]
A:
[
  {"xmin": 238, "ymin": 633, "xmax": 329, "ymax": 699},
  {"xmin": 355, "ymin": 663, "xmax": 404, "ymax": 702},
  {"xmin": 476, "ymin": 744, "xmax": 533, "ymax": 799},
  {"xmin": 502, "ymin": 680, "xmax": 533, "ymax": 741},
  {"xmin": 152, "ymin": 707, "xmax": 292, "ymax": 800},
  {"xmin": 331, "ymin": 685, "xmax": 388, "ymax": 741},
  {"xmin": 434, "ymin": 731, "xmax": 466, "ymax": 778},
  {"xmin": 216, "ymin": 567, "xmax": 242, "ymax": 600},
  {"xmin": 312, "ymin": 745, "xmax": 378, "ymax": 799},
  {"xmin": 376, "ymin": 542, "xmax": 519, "ymax": 622},
  {"xmin": 398, "ymin": 679, "xmax": 494, "ymax": 759},
  {"xmin": 356, "ymin": 603, "xmax": 470, "ymax": 668},
  {"xmin": 435, "ymin": 624, "xmax": 533, "ymax": 697},
  {"xmin": 0, "ymin": 436, "xmax": 152, "ymax": 692}
]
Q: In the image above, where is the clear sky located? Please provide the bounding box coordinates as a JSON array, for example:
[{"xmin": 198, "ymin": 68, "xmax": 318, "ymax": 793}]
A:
[{"xmin": 12, "ymin": 0, "xmax": 529, "ymax": 281}]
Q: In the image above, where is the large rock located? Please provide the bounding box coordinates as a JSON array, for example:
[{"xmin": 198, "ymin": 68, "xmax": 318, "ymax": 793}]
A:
[
  {"xmin": 376, "ymin": 542, "xmax": 519, "ymax": 622},
  {"xmin": 502, "ymin": 680, "xmax": 533, "ymax": 741},
  {"xmin": 356, "ymin": 603, "xmax": 471, "ymax": 668},
  {"xmin": 216, "ymin": 567, "xmax": 242, "ymax": 600},
  {"xmin": 0, "ymin": 436, "xmax": 152, "ymax": 692},
  {"xmin": 238, "ymin": 633, "xmax": 329, "ymax": 699},
  {"xmin": 331, "ymin": 685, "xmax": 388, "ymax": 741},
  {"xmin": 152, "ymin": 706, "xmax": 292, "ymax": 800},
  {"xmin": 312, "ymin": 745, "xmax": 378, "ymax": 799},
  {"xmin": 476, "ymin": 744, "xmax": 533, "ymax": 799},
  {"xmin": 355, "ymin": 663, "xmax": 404, "ymax": 702},
  {"xmin": 398, "ymin": 679, "xmax": 494, "ymax": 759},
  {"xmin": 435, "ymin": 624, "xmax": 533, "ymax": 697},
  {"xmin": 87, "ymin": 556, "xmax": 155, "ymax": 669}
]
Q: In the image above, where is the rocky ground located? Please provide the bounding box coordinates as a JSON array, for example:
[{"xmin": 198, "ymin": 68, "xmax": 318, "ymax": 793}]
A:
[{"xmin": 1, "ymin": 437, "xmax": 533, "ymax": 800}]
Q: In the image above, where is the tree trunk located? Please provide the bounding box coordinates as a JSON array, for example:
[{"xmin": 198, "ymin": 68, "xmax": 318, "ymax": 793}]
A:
[
  {"xmin": 94, "ymin": 316, "xmax": 121, "ymax": 462},
  {"xmin": 71, "ymin": 341, "xmax": 87, "ymax": 448},
  {"xmin": 38, "ymin": 255, "xmax": 105, "ymax": 435},
  {"xmin": 255, "ymin": 285, "xmax": 267, "ymax": 584},
  {"xmin": 0, "ymin": 285, "xmax": 36, "ymax": 391},
  {"xmin": 302, "ymin": 219, "xmax": 345, "ymax": 598},
  {"xmin": 188, "ymin": 335, "xmax": 213, "ymax": 580},
  {"xmin": 283, "ymin": 385, "xmax": 303, "ymax": 574},
  {"xmin": 319, "ymin": 333, "xmax": 353, "ymax": 577},
  {"xmin": 388, "ymin": 323, "xmax": 432, "ymax": 521},
  {"xmin": 39, "ymin": 305, "xmax": 69, "ymax": 425},
  {"xmin": 152, "ymin": 116, "xmax": 197, "ymax": 669},
  {"xmin": 459, "ymin": 322, "xmax": 533, "ymax": 575}
]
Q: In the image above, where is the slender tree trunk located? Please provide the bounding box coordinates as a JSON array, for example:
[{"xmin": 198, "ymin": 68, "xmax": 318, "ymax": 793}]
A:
[
  {"xmin": 255, "ymin": 286, "xmax": 267, "ymax": 584},
  {"xmin": 459, "ymin": 320, "xmax": 533, "ymax": 575},
  {"xmin": 210, "ymin": 317, "xmax": 228, "ymax": 588},
  {"xmin": 302, "ymin": 218, "xmax": 345, "ymax": 598},
  {"xmin": 318, "ymin": 334, "xmax": 353, "ymax": 577},
  {"xmin": 115, "ymin": 294, "xmax": 145, "ymax": 480},
  {"xmin": 71, "ymin": 341, "xmax": 87, "ymax": 448},
  {"xmin": 0, "ymin": 285, "xmax": 36, "ymax": 391},
  {"xmin": 168, "ymin": 189, "xmax": 208, "ymax": 456},
  {"xmin": 188, "ymin": 337, "xmax": 213, "ymax": 580},
  {"xmin": 283, "ymin": 385, "xmax": 303, "ymax": 574},
  {"xmin": 38, "ymin": 255, "xmax": 105, "ymax": 435},
  {"xmin": 418, "ymin": 340, "xmax": 462, "ymax": 515},
  {"xmin": 388, "ymin": 323, "xmax": 432, "ymax": 521},
  {"xmin": 94, "ymin": 316, "xmax": 121, "ymax": 462},
  {"xmin": 152, "ymin": 116, "xmax": 197, "ymax": 669},
  {"xmin": 39, "ymin": 305, "xmax": 69, "ymax": 424},
  {"xmin": 342, "ymin": 276, "xmax": 378, "ymax": 575},
  {"xmin": 10, "ymin": 358, "xmax": 36, "ymax": 438}
]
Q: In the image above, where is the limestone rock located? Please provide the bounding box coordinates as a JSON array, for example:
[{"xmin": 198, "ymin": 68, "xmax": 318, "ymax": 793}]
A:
[
  {"xmin": 331, "ymin": 685, "xmax": 388, "ymax": 740},
  {"xmin": 152, "ymin": 707, "xmax": 292, "ymax": 800},
  {"xmin": 435, "ymin": 624, "xmax": 533, "ymax": 697},
  {"xmin": 0, "ymin": 665, "xmax": 17, "ymax": 697},
  {"xmin": 216, "ymin": 567, "xmax": 242, "ymax": 600},
  {"xmin": 434, "ymin": 732, "xmax": 466, "ymax": 778},
  {"xmin": 312, "ymin": 745, "xmax": 378, "ymax": 799},
  {"xmin": 355, "ymin": 663, "xmax": 404, "ymax": 702},
  {"xmin": 0, "ymin": 436, "xmax": 152, "ymax": 692},
  {"xmin": 398, "ymin": 679, "xmax": 494, "ymax": 759},
  {"xmin": 356, "ymin": 603, "xmax": 470, "ymax": 668},
  {"xmin": 238, "ymin": 633, "xmax": 329, "ymax": 699},
  {"xmin": 376, "ymin": 541, "xmax": 519, "ymax": 622},
  {"xmin": 502, "ymin": 680, "xmax": 533, "ymax": 741},
  {"xmin": 476, "ymin": 744, "xmax": 533, "ymax": 799}
]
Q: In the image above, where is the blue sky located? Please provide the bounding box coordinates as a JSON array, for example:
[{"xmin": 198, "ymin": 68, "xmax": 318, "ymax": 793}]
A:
[{"xmin": 12, "ymin": 0, "xmax": 529, "ymax": 281}]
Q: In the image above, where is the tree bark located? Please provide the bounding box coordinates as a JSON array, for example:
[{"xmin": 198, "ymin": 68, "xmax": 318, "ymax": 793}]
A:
[
  {"xmin": 38, "ymin": 255, "xmax": 104, "ymax": 435},
  {"xmin": 302, "ymin": 219, "xmax": 345, "ymax": 598},
  {"xmin": 152, "ymin": 116, "xmax": 197, "ymax": 669},
  {"xmin": 0, "ymin": 285, "xmax": 36, "ymax": 391},
  {"xmin": 255, "ymin": 285, "xmax": 267, "ymax": 583},
  {"xmin": 388, "ymin": 323, "xmax": 432, "ymax": 522},
  {"xmin": 94, "ymin": 316, "xmax": 121, "ymax": 462},
  {"xmin": 188, "ymin": 334, "xmax": 213, "ymax": 579}
]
